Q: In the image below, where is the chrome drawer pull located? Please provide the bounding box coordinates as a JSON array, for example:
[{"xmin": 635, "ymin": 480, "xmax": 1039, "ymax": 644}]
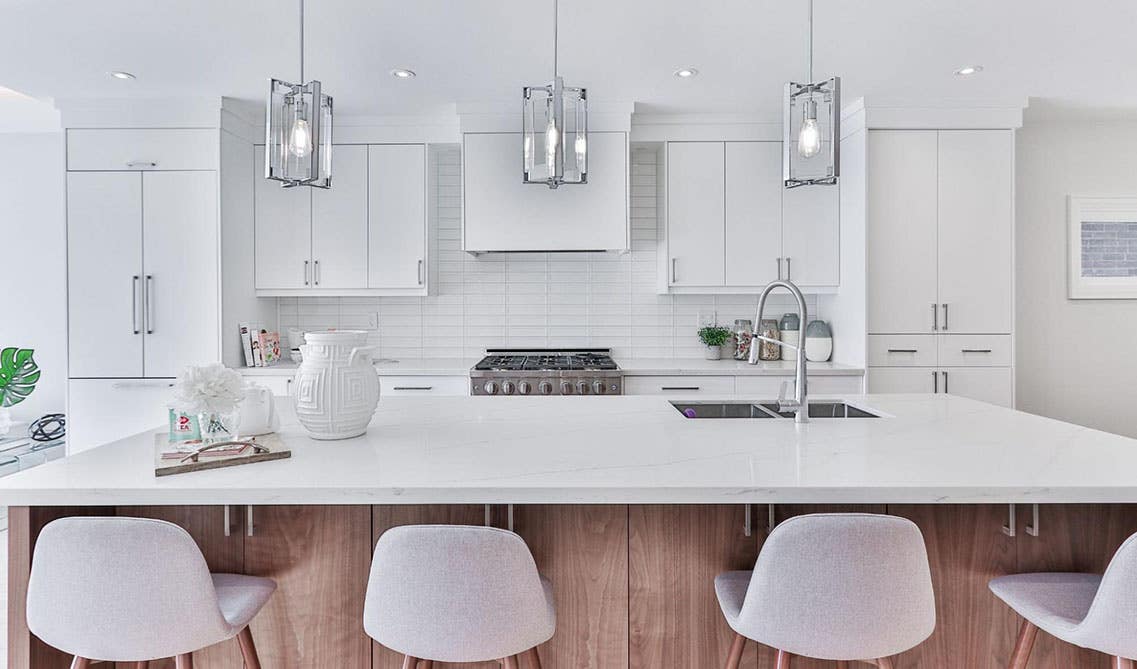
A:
[
  {"xmin": 961, "ymin": 348, "xmax": 992, "ymax": 353},
  {"xmin": 661, "ymin": 386, "xmax": 700, "ymax": 391},
  {"xmin": 126, "ymin": 160, "xmax": 157, "ymax": 168},
  {"xmin": 887, "ymin": 348, "xmax": 918, "ymax": 353},
  {"xmin": 392, "ymin": 386, "xmax": 433, "ymax": 391}
]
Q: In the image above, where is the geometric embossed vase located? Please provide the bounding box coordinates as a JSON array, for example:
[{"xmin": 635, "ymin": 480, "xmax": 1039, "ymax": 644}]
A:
[{"xmin": 293, "ymin": 330, "xmax": 380, "ymax": 440}]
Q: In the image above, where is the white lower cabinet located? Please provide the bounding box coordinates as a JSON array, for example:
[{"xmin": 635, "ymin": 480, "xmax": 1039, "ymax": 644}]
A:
[
  {"xmin": 867, "ymin": 367, "xmax": 1012, "ymax": 407},
  {"xmin": 67, "ymin": 379, "xmax": 175, "ymax": 454},
  {"xmin": 624, "ymin": 376, "xmax": 736, "ymax": 396},
  {"xmin": 867, "ymin": 368, "xmax": 939, "ymax": 395},
  {"xmin": 382, "ymin": 376, "xmax": 469, "ymax": 397}
]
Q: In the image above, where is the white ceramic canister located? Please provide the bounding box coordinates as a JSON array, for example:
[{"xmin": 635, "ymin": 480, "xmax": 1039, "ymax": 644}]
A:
[{"xmin": 293, "ymin": 330, "xmax": 380, "ymax": 440}]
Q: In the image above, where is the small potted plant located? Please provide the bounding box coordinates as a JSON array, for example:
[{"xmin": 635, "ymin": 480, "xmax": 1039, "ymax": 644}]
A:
[{"xmin": 697, "ymin": 326, "xmax": 731, "ymax": 360}]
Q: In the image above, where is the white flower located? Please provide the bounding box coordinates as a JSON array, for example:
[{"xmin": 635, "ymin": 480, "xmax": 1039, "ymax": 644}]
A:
[{"xmin": 173, "ymin": 363, "xmax": 245, "ymax": 415}]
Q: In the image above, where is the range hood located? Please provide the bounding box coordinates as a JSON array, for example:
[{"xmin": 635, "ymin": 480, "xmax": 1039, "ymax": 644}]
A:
[{"xmin": 461, "ymin": 131, "xmax": 630, "ymax": 253}]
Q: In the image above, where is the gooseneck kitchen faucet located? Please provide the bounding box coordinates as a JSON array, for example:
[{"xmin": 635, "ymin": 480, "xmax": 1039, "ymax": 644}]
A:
[{"xmin": 749, "ymin": 278, "xmax": 809, "ymax": 423}]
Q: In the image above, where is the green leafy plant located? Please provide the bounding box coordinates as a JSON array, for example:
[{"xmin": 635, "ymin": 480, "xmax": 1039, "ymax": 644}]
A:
[
  {"xmin": 0, "ymin": 347, "xmax": 40, "ymax": 407},
  {"xmin": 697, "ymin": 326, "xmax": 731, "ymax": 347}
]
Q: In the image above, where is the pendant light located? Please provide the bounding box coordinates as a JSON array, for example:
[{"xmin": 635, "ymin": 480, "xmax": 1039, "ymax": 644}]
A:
[
  {"xmin": 522, "ymin": 0, "xmax": 588, "ymax": 189},
  {"xmin": 783, "ymin": 0, "xmax": 839, "ymax": 188},
  {"xmin": 265, "ymin": 0, "xmax": 333, "ymax": 189}
]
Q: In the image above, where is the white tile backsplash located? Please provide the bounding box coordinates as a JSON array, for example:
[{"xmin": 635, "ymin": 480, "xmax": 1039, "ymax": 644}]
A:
[{"xmin": 278, "ymin": 145, "xmax": 817, "ymax": 360}]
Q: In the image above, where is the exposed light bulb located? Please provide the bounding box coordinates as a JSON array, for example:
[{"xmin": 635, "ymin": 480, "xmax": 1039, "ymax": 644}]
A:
[
  {"xmin": 574, "ymin": 134, "xmax": 587, "ymax": 169},
  {"xmin": 288, "ymin": 117, "xmax": 312, "ymax": 159},
  {"xmin": 797, "ymin": 100, "xmax": 821, "ymax": 159},
  {"xmin": 524, "ymin": 135, "xmax": 534, "ymax": 171},
  {"xmin": 545, "ymin": 118, "xmax": 559, "ymax": 175}
]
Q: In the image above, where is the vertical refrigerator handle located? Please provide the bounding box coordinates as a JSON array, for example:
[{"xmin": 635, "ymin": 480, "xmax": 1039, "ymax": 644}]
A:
[
  {"xmin": 144, "ymin": 275, "xmax": 154, "ymax": 334},
  {"xmin": 131, "ymin": 275, "xmax": 141, "ymax": 334}
]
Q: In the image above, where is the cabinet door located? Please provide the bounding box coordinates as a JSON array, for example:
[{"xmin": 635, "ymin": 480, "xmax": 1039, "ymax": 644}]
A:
[
  {"xmin": 369, "ymin": 144, "xmax": 427, "ymax": 289},
  {"xmin": 666, "ymin": 142, "xmax": 725, "ymax": 286},
  {"xmin": 254, "ymin": 145, "xmax": 311, "ymax": 290},
  {"xmin": 867, "ymin": 131, "xmax": 939, "ymax": 333},
  {"xmin": 245, "ymin": 505, "xmax": 372, "ymax": 668},
  {"xmin": 937, "ymin": 130, "xmax": 1014, "ymax": 334},
  {"xmin": 312, "ymin": 144, "xmax": 368, "ymax": 288},
  {"xmin": 629, "ymin": 505, "xmax": 760, "ymax": 669},
  {"xmin": 142, "ymin": 171, "xmax": 219, "ymax": 377},
  {"xmin": 725, "ymin": 142, "xmax": 782, "ymax": 286},
  {"xmin": 67, "ymin": 379, "xmax": 175, "ymax": 454},
  {"xmin": 782, "ymin": 177, "xmax": 840, "ymax": 286},
  {"xmin": 66, "ymin": 172, "xmax": 143, "ymax": 377},
  {"xmin": 867, "ymin": 367, "xmax": 937, "ymax": 394},
  {"xmin": 941, "ymin": 367, "xmax": 1013, "ymax": 407}
]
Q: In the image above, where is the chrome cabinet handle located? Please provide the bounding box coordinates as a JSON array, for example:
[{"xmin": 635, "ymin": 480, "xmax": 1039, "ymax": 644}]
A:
[
  {"xmin": 224, "ymin": 505, "xmax": 232, "ymax": 538},
  {"xmin": 785, "ymin": 257, "xmax": 792, "ymax": 281},
  {"xmin": 932, "ymin": 370, "xmax": 938, "ymax": 393},
  {"xmin": 417, "ymin": 259, "xmax": 424, "ymax": 285},
  {"xmin": 776, "ymin": 257, "xmax": 783, "ymax": 280},
  {"xmin": 887, "ymin": 348, "xmax": 918, "ymax": 353},
  {"xmin": 1002, "ymin": 504, "xmax": 1016, "ymax": 537},
  {"xmin": 144, "ymin": 275, "xmax": 154, "ymax": 334},
  {"xmin": 314, "ymin": 259, "xmax": 320, "ymax": 286},
  {"xmin": 1026, "ymin": 503, "xmax": 1040, "ymax": 537},
  {"xmin": 131, "ymin": 275, "xmax": 141, "ymax": 334},
  {"xmin": 932, "ymin": 303, "xmax": 938, "ymax": 331},
  {"xmin": 304, "ymin": 260, "xmax": 310, "ymax": 286},
  {"xmin": 392, "ymin": 386, "xmax": 433, "ymax": 391},
  {"xmin": 661, "ymin": 386, "xmax": 700, "ymax": 391},
  {"xmin": 125, "ymin": 161, "xmax": 157, "ymax": 168},
  {"xmin": 111, "ymin": 380, "xmax": 175, "ymax": 389},
  {"xmin": 743, "ymin": 504, "xmax": 752, "ymax": 538},
  {"xmin": 246, "ymin": 505, "xmax": 254, "ymax": 537},
  {"xmin": 942, "ymin": 304, "xmax": 949, "ymax": 331},
  {"xmin": 941, "ymin": 371, "xmax": 949, "ymax": 393},
  {"xmin": 671, "ymin": 258, "xmax": 677, "ymax": 283},
  {"xmin": 961, "ymin": 348, "xmax": 992, "ymax": 354}
]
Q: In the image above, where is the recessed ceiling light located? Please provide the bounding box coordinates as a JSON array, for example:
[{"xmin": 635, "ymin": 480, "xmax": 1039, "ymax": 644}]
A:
[
  {"xmin": 108, "ymin": 71, "xmax": 136, "ymax": 80},
  {"xmin": 954, "ymin": 65, "xmax": 983, "ymax": 76},
  {"xmin": 390, "ymin": 69, "xmax": 416, "ymax": 79},
  {"xmin": 674, "ymin": 68, "xmax": 699, "ymax": 79}
]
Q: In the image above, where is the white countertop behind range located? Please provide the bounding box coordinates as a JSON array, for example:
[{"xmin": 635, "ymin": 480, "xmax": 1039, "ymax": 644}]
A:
[{"xmin": 2, "ymin": 394, "xmax": 1136, "ymax": 507}]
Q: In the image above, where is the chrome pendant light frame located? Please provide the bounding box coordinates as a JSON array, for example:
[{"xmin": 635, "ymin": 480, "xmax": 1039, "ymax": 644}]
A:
[
  {"xmin": 783, "ymin": 0, "xmax": 839, "ymax": 189},
  {"xmin": 265, "ymin": 0, "xmax": 333, "ymax": 189},
  {"xmin": 522, "ymin": 0, "xmax": 588, "ymax": 189}
]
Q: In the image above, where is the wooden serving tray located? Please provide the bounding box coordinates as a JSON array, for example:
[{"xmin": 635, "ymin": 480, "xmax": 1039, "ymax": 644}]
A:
[{"xmin": 154, "ymin": 433, "xmax": 291, "ymax": 477}]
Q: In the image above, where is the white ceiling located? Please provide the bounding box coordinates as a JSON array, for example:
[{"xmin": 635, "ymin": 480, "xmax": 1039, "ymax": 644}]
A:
[{"xmin": 2, "ymin": 0, "xmax": 1135, "ymax": 118}]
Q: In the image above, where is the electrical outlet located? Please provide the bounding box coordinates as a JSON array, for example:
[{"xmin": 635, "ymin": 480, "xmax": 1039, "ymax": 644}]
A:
[{"xmin": 369, "ymin": 311, "xmax": 380, "ymax": 329}]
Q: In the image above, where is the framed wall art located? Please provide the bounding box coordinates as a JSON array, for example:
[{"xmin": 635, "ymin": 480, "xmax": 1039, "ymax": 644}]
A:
[{"xmin": 1068, "ymin": 196, "xmax": 1137, "ymax": 299}]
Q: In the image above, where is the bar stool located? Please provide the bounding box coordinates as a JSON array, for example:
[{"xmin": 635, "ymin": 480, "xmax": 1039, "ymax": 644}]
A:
[
  {"xmin": 26, "ymin": 517, "xmax": 276, "ymax": 669},
  {"xmin": 990, "ymin": 532, "xmax": 1137, "ymax": 668},
  {"xmin": 364, "ymin": 525, "xmax": 555, "ymax": 668},
  {"xmin": 715, "ymin": 513, "xmax": 936, "ymax": 668}
]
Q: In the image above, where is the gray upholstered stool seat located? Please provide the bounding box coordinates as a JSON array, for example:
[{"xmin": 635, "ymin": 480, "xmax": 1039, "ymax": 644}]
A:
[
  {"xmin": 716, "ymin": 513, "xmax": 936, "ymax": 668},
  {"xmin": 990, "ymin": 533, "xmax": 1137, "ymax": 667},
  {"xmin": 364, "ymin": 524, "xmax": 555, "ymax": 668},
  {"xmin": 27, "ymin": 516, "xmax": 275, "ymax": 668}
]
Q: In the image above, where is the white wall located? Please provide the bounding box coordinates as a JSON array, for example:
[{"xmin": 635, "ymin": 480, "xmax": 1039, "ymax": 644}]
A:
[
  {"xmin": 1016, "ymin": 119, "xmax": 1137, "ymax": 438},
  {"xmin": 0, "ymin": 133, "xmax": 66, "ymax": 421}
]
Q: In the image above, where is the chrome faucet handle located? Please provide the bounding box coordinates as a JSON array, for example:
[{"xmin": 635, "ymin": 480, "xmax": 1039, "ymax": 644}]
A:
[{"xmin": 777, "ymin": 380, "xmax": 801, "ymax": 413}]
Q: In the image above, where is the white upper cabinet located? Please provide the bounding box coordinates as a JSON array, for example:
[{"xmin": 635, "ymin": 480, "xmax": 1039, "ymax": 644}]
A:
[
  {"xmin": 462, "ymin": 132, "xmax": 629, "ymax": 252},
  {"xmin": 661, "ymin": 140, "xmax": 839, "ymax": 293},
  {"xmin": 667, "ymin": 142, "xmax": 725, "ymax": 286},
  {"xmin": 867, "ymin": 131, "xmax": 939, "ymax": 333},
  {"xmin": 936, "ymin": 130, "xmax": 1014, "ymax": 334},
  {"xmin": 254, "ymin": 144, "xmax": 310, "ymax": 290},
  {"xmin": 67, "ymin": 172, "xmax": 144, "ymax": 378},
  {"xmin": 66, "ymin": 129, "xmax": 218, "ymax": 171},
  {"xmin": 312, "ymin": 145, "xmax": 368, "ymax": 289},
  {"xmin": 725, "ymin": 142, "xmax": 781, "ymax": 286},
  {"xmin": 866, "ymin": 129, "xmax": 1013, "ymax": 335},
  {"xmin": 369, "ymin": 144, "xmax": 427, "ymax": 289},
  {"xmin": 254, "ymin": 143, "xmax": 426, "ymax": 295}
]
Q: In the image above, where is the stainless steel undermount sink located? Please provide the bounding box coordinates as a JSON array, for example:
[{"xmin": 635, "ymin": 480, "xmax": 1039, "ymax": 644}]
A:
[{"xmin": 672, "ymin": 401, "xmax": 880, "ymax": 419}]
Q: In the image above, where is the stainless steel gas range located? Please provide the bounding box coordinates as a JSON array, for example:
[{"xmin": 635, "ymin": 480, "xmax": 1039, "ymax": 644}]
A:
[{"xmin": 469, "ymin": 348, "xmax": 623, "ymax": 396}]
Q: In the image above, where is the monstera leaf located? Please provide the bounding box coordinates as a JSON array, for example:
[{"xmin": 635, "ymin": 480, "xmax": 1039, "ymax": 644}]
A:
[{"xmin": 0, "ymin": 347, "xmax": 39, "ymax": 407}]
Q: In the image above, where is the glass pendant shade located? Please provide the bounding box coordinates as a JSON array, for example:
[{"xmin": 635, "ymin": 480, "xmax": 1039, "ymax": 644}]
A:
[
  {"xmin": 783, "ymin": 77, "xmax": 839, "ymax": 188},
  {"xmin": 523, "ymin": 76, "xmax": 587, "ymax": 188},
  {"xmin": 266, "ymin": 78, "xmax": 333, "ymax": 188}
]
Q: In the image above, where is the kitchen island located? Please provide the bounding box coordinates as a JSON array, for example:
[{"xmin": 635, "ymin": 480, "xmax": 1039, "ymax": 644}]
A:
[{"xmin": 5, "ymin": 394, "xmax": 1137, "ymax": 669}]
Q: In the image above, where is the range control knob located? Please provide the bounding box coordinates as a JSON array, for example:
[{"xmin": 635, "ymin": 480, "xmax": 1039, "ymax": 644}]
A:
[
  {"xmin": 483, "ymin": 381, "xmax": 498, "ymax": 395},
  {"xmin": 577, "ymin": 381, "xmax": 590, "ymax": 395},
  {"xmin": 560, "ymin": 381, "xmax": 574, "ymax": 395},
  {"xmin": 539, "ymin": 381, "xmax": 553, "ymax": 395},
  {"xmin": 501, "ymin": 380, "xmax": 516, "ymax": 395},
  {"xmin": 593, "ymin": 380, "xmax": 605, "ymax": 395},
  {"xmin": 518, "ymin": 381, "xmax": 532, "ymax": 395}
]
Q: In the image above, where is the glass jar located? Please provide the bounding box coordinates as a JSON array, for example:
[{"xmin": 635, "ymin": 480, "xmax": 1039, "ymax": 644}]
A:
[
  {"xmin": 732, "ymin": 319, "xmax": 753, "ymax": 360},
  {"xmin": 758, "ymin": 319, "xmax": 781, "ymax": 361}
]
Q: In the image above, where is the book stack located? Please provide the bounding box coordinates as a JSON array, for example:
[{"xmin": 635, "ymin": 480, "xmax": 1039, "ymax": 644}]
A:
[{"xmin": 239, "ymin": 323, "xmax": 283, "ymax": 367}]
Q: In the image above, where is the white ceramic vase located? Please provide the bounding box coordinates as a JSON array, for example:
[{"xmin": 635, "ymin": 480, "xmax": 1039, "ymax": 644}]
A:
[{"xmin": 293, "ymin": 331, "xmax": 380, "ymax": 440}]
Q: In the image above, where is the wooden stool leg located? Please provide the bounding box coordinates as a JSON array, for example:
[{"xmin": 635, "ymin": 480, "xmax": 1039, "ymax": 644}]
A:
[
  {"xmin": 401, "ymin": 656, "xmax": 419, "ymax": 669},
  {"xmin": 70, "ymin": 658, "xmax": 91, "ymax": 669},
  {"xmin": 236, "ymin": 626, "xmax": 263, "ymax": 669},
  {"xmin": 175, "ymin": 654, "xmax": 194, "ymax": 669},
  {"xmin": 502, "ymin": 656, "xmax": 521, "ymax": 669},
  {"xmin": 523, "ymin": 647, "xmax": 543, "ymax": 669},
  {"xmin": 1113, "ymin": 658, "xmax": 1135, "ymax": 669},
  {"xmin": 1009, "ymin": 619, "xmax": 1040, "ymax": 669},
  {"xmin": 774, "ymin": 649, "xmax": 793, "ymax": 669},
  {"xmin": 724, "ymin": 632, "xmax": 746, "ymax": 669},
  {"xmin": 876, "ymin": 658, "xmax": 895, "ymax": 669}
]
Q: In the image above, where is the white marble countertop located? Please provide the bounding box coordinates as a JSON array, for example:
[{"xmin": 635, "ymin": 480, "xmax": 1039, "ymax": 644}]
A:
[
  {"xmin": 2, "ymin": 394, "xmax": 1136, "ymax": 506},
  {"xmin": 237, "ymin": 358, "xmax": 863, "ymax": 377}
]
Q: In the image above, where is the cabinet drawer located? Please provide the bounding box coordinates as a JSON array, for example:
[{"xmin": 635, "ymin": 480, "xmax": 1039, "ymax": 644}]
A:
[
  {"xmin": 67, "ymin": 129, "xmax": 218, "ymax": 171},
  {"xmin": 867, "ymin": 335, "xmax": 938, "ymax": 367},
  {"xmin": 941, "ymin": 368, "xmax": 1013, "ymax": 408},
  {"xmin": 381, "ymin": 376, "xmax": 469, "ymax": 397},
  {"xmin": 624, "ymin": 376, "xmax": 735, "ymax": 395},
  {"xmin": 937, "ymin": 335, "xmax": 1011, "ymax": 367},
  {"xmin": 867, "ymin": 368, "xmax": 937, "ymax": 395}
]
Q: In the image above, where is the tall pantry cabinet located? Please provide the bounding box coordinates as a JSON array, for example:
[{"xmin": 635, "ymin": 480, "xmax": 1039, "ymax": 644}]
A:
[
  {"xmin": 65, "ymin": 129, "xmax": 220, "ymax": 453},
  {"xmin": 865, "ymin": 129, "xmax": 1015, "ymax": 406}
]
